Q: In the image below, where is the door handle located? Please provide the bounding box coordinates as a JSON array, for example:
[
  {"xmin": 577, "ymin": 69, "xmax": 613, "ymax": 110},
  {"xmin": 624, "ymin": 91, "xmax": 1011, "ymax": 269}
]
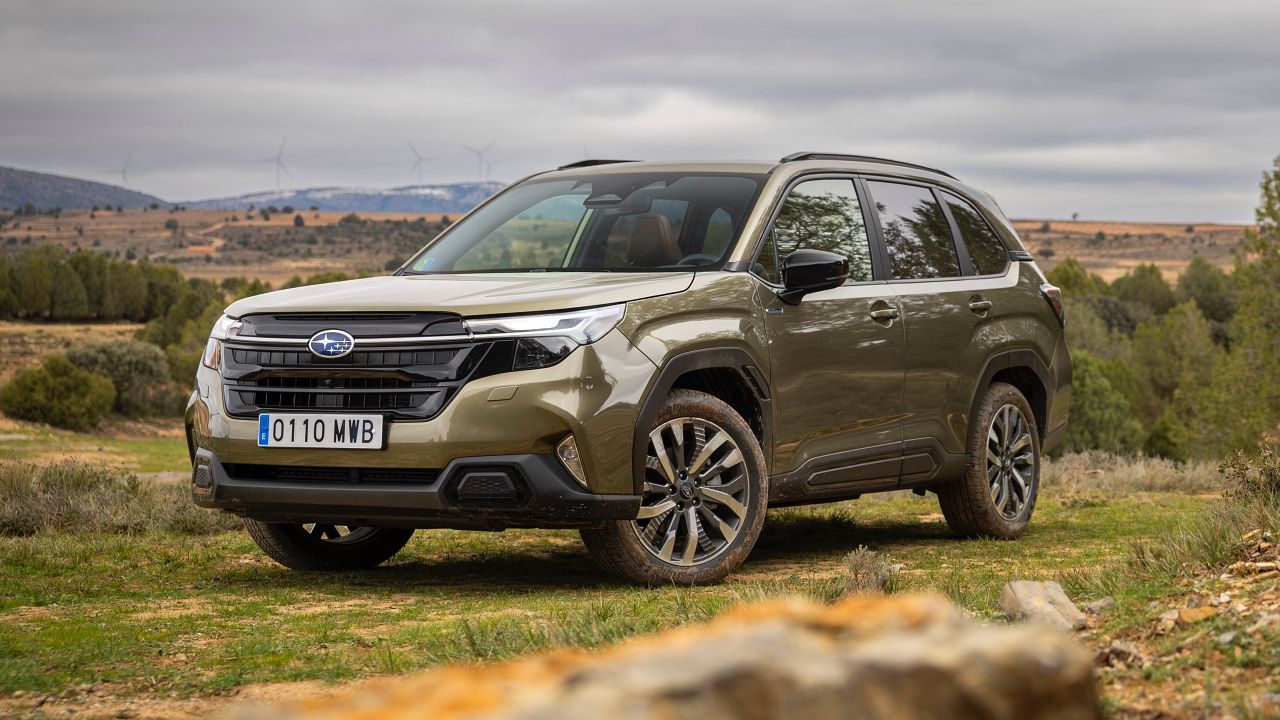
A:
[
  {"xmin": 869, "ymin": 307, "xmax": 900, "ymax": 321},
  {"xmin": 968, "ymin": 299, "xmax": 993, "ymax": 313}
]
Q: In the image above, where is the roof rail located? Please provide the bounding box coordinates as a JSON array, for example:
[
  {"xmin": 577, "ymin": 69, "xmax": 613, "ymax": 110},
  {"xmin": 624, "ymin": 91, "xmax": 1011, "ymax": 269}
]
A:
[
  {"xmin": 778, "ymin": 152, "xmax": 956, "ymax": 179},
  {"xmin": 556, "ymin": 159, "xmax": 639, "ymax": 170}
]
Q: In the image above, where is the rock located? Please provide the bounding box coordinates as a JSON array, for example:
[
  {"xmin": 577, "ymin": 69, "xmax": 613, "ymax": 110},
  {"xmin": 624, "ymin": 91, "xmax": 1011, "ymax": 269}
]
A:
[
  {"xmin": 1177, "ymin": 606, "xmax": 1218, "ymax": 626},
  {"xmin": 1083, "ymin": 597, "xmax": 1116, "ymax": 614},
  {"xmin": 1000, "ymin": 581, "xmax": 1088, "ymax": 631},
  {"xmin": 1095, "ymin": 641, "xmax": 1144, "ymax": 669},
  {"xmin": 1216, "ymin": 631, "xmax": 1237, "ymax": 646},
  {"xmin": 1156, "ymin": 609, "xmax": 1180, "ymax": 634},
  {"xmin": 238, "ymin": 594, "xmax": 1102, "ymax": 720}
]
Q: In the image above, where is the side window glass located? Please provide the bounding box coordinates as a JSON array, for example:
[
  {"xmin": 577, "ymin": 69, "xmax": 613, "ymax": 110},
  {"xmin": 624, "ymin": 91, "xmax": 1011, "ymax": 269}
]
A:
[
  {"xmin": 943, "ymin": 192, "xmax": 1008, "ymax": 275},
  {"xmin": 768, "ymin": 178, "xmax": 873, "ymax": 283},
  {"xmin": 866, "ymin": 181, "xmax": 961, "ymax": 280}
]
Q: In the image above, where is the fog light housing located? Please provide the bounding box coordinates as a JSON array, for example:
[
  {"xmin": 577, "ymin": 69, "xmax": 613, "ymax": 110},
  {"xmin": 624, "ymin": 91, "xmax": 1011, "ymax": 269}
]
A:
[{"xmin": 556, "ymin": 435, "xmax": 588, "ymax": 489}]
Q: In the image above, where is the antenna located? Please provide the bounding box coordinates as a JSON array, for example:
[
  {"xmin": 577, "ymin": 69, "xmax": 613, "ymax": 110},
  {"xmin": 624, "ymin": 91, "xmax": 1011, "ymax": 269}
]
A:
[
  {"xmin": 461, "ymin": 141, "xmax": 495, "ymax": 181},
  {"xmin": 257, "ymin": 137, "xmax": 292, "ymax": 191},
  {"xmin": 407, "ymin": 141, "xmax": 436, "ymax": 185}
]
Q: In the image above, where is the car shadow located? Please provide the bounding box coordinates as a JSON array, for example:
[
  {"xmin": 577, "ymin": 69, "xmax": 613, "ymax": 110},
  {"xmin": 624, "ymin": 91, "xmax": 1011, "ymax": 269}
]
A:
[{"xmin": 216, "ymin": 512, "xmax": 947, "ymax": 592}]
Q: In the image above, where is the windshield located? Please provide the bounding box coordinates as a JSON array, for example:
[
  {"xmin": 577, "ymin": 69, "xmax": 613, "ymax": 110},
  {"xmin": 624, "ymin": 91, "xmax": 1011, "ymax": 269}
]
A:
[{"xmin": 403, "ymin": 172, "xmax": 765, "ymax": 274}]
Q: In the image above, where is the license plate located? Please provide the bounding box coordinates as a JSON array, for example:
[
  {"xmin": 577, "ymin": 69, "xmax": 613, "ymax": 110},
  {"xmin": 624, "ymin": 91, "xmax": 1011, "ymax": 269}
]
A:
[{"xmin": 257, "ymin": 413, "xmax": 385, "ymax": 449}]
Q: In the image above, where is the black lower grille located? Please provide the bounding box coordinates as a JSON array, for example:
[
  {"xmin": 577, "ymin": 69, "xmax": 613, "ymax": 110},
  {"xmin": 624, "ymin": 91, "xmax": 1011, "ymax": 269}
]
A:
[{"xmin": 224, "ymin": 464, "xmax": 440, "ymax": 484}]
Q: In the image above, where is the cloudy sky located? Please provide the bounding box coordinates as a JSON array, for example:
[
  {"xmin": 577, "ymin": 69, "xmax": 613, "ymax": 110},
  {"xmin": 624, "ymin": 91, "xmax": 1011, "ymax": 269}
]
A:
[{"xmin": 2, "ymin": 0, "xmax": 1278, "ymax": 221}]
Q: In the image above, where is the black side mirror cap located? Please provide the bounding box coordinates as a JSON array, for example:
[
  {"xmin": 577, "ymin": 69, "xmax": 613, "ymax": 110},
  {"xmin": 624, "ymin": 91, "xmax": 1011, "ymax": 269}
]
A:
[{"xmin": 778, "ymin": 249, "xmax": 849, "ymax": 304}]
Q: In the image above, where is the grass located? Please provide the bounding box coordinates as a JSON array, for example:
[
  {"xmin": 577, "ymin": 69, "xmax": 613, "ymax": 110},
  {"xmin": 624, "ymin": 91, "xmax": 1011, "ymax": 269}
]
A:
[
  {"xmin": 0, "ymin": 416, "xmax": 188, "ymax": 474},
  {"xmin": 0, "ymin": 485, "xmax": 1211, "ymax": 698}
]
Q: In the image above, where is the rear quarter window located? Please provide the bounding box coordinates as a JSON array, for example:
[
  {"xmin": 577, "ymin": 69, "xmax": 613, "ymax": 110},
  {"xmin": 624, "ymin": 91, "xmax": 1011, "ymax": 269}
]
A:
[
  {"xmin": 865, "ymin": 180, "xmax": 961, "ymax": 280},
  {"xmin": 943, "ymin": 191, "xmax": 1009, "ymax": 275}
]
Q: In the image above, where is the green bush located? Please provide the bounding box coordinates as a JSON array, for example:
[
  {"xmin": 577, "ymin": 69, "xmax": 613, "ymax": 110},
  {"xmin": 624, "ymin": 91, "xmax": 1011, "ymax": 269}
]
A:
[
  {"xmin": 66, "ymin": 341, "xmax": 176, "ymax": 417},
  {"xmin": 0, "ymin": 461, "xmax": 238, "ymax": 535},
  {"xmin": 0, "ymin": 355, "xmax": 115, "ymax": 431},
  {"xmin": 1060, "ymin": 351, "xmax": 1144, "ymax": 454}
]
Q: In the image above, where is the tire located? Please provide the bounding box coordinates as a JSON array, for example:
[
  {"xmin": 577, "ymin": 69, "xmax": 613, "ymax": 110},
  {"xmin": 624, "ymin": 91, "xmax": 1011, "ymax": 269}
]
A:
[
  {"xmin": 243, "ymin": 519, "xmax": 414, "ymax": 571},
  {"xmin": 580, "ymin": 389, "xmax": 768, "ymax": 585},
  {"xmin": 938, "ymin": 381, "xmax": 1041, "ymax": 539}
]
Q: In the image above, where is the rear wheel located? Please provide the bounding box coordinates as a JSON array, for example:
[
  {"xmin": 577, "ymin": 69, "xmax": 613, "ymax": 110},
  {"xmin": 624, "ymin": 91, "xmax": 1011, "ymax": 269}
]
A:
[
  {"xmin": 580, "ymin": 389, "xmax": 767, "ymax": 585},
  {"xmin": 243, "ymin": 519, "xmax": 414, "ymax": 570},
  {"xmin": 938, "ymin": 381, "xmax": 1040, "ymax": 539}
]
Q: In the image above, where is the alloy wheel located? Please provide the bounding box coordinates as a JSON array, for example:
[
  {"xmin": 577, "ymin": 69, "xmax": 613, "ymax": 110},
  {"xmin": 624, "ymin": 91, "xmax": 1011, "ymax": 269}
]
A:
[
  {"xmin": 300, "ymin": 523, "xmax": 376, "ymax": 545},
  {"xmin": 631, "ymin": 417, "xmax": 750, "ymax": 567},
  {"xmin": 986, "ymin": 404, "xmax": 1036, "ymax": 520}
]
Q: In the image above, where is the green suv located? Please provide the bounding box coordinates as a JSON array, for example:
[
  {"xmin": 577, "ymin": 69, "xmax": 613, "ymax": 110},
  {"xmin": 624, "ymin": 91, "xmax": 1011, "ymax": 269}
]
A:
[{"xmin": 187, "ymin": 152, "xmax": 1071, "ymax": 584}]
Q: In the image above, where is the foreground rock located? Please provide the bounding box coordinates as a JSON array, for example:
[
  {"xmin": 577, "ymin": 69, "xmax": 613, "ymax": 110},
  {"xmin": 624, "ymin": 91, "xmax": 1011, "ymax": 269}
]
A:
[
  {"xmin": 1000, "ymin": 580, "xmax": 1088, "ymax": 631},
  {"xmin": 233, "ymin": 594, "xmax": 1100, "ymax": 720}
]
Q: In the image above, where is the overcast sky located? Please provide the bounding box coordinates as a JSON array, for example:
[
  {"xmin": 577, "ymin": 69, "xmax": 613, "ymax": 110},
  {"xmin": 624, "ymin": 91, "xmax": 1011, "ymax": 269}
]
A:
[{"xmin": 2, "ymin": 0, "xmax": 1278, "ymax": 221}]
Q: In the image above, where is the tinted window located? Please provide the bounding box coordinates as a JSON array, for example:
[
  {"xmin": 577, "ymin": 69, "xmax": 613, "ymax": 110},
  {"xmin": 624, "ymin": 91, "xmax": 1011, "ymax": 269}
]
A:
[
  {"xmin": 866, "ymin": 180, "xmax": 961, "ymax": 280},
  {"xmin": 756, "ymin": 178, "xmax": 873, "ymax": 284},
  {"xmin": 943, "ymin": 192, "xmax": 1008, "ymax": 275}
]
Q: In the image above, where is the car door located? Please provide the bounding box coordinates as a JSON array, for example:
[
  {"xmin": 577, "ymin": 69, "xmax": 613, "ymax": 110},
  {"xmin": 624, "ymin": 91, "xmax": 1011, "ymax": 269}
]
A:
[
  {"xmin": 863, "ymin": 179, "xmax": 994, "ymax": 478},
  {"xmin": 755, "ymin": 177, "xmax": 907, "ymax": 500}
]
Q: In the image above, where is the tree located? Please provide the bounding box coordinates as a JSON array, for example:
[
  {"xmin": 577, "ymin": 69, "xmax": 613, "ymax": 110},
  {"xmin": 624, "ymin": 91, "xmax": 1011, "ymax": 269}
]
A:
[
  {"xmin": 1060, "ymin": 351, "xmax": 1144, "ymax": 454},
  {"xmin": 1130, "ymin": 302, "xmax": 1219, "ymax": 429},
  {"xmin": 49, "ymin": 270, "xmax": 89, "ymax": 319},
  {"xmin": 164, "ymin": 218, "xmax": 180, "ymax": 233},
  {"xmin": 13, "ymin": 245, "xmax": 60, "ymax": 317},
  {"xmin": 1176, "ymin": 255, "xmax": 1236, "ymax": 324},
  {"xmin": 293, "ymin": 213, "xmax": 305, "ymax": 228},
  {"xmin": 1200, "ymin": 155, "xmax": 1280, "ymax": 453},
  {"xmin": 1045, "ymin": 258, "xmax": 1108, "ymax": 297},
  {"xmin": 1111, "ymin": 263, "xmax": 1176, "ymax": 315}
]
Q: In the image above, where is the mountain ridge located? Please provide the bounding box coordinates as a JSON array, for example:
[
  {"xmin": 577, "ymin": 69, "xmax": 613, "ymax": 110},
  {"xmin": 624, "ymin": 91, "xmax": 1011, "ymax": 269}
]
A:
[{"xmin": 0, "ymin": 165, "xmax": 166, "ymax": 210}]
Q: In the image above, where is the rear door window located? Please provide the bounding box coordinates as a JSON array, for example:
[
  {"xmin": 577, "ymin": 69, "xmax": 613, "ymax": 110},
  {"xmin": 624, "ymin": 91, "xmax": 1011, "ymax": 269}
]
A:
[
  {"xmin": 942, "ymin": 192, "xmax": 1009, "ymax": 275},
  {"xmin": 865, "ymin": 180, "xmax": 961, "ymax": 280}
]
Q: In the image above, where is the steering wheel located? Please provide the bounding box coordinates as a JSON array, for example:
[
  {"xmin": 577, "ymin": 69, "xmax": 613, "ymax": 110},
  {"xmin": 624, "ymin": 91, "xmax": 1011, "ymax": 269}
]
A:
[{"xmin": 677, "ymin": 253, "xmax": 720, "ymax": 267}]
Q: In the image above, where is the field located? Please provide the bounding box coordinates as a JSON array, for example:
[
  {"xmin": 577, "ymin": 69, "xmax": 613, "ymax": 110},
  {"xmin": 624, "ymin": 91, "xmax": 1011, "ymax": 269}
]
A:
[
  {"xmin": 1, "ymin": 209, "xmax": 451, "ymax": 286},
  {"xmin": 1010, "ymin": 219, "xmax": 1251, "ymax": 281},
  {"xmin": 0, "ymin": 321, "xmax": 142, "ymax": 382},
  {"xmin": 3, "ymin": 414, "xmax": 1278, "ymax": 717}
]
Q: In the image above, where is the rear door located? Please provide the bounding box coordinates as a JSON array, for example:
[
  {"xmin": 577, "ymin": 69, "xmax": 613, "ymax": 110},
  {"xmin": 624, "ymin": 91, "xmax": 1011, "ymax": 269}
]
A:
[
  {"xmin": 755, "ymin": 177, "xmax": 907, "ymax": 499},
  {"xmin": 862, "ymin": 179, "xmax": 990, "ymax": 479}
]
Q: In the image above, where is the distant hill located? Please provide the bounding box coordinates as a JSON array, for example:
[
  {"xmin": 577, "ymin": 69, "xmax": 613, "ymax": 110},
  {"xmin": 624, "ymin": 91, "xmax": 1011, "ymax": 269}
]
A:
[
  {"xmin": 182, "ymin": 182, "xmax": 505, "ymax": 214},
  {"xmin": 0, "ymin": 165, "xmax": 167, "ymax": 211}
]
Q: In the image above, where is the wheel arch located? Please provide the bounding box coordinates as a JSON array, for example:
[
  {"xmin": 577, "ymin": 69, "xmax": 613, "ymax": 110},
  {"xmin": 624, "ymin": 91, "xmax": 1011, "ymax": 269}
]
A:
[
  {"xmin": 969, "ymin": 349, "xmax": 1054, "ymax": 444},
  {"xmin": 631, "ymin": 348, "xmax": 772, "ymax": 494}
]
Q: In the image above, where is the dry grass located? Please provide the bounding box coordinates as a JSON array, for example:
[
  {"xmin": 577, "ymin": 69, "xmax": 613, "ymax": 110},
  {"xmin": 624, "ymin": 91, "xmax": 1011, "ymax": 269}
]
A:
[
  {"xmin": 0, "ymin": 321, "xmax": 143, "ymax": 382},
  {"xmin": 1043, "ymin": 450, "xmax": 1227, "ymax": 495},
  {"xmin": 0, "ymin": 461, "xmax": 237, "ymax": 536}
]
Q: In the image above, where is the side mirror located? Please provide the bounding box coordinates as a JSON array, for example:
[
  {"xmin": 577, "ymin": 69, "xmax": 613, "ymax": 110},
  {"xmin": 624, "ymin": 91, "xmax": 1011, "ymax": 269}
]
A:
[{"xmin": 778, "ymin": 249, "xmax": 849, "ymax": 304}]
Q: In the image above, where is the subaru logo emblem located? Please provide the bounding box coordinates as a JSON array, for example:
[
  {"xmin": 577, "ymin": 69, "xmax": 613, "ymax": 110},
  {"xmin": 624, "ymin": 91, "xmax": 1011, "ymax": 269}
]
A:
[{"xmin": 308, "ymin": 329, "xmax": 355, "ymax": 359}]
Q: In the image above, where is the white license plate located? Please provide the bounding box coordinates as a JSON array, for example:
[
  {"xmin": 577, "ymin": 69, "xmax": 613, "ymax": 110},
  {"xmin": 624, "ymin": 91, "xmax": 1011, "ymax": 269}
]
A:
[{"xmin": 257, "ymin": 413, "xmax": 385, "ymax": 449}]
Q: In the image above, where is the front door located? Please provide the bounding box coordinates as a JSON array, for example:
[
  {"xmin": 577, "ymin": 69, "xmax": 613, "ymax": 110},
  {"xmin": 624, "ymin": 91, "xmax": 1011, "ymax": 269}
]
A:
[{"xmin": 754, "ymin": 177, "xmax": 907, "ymax": 500}]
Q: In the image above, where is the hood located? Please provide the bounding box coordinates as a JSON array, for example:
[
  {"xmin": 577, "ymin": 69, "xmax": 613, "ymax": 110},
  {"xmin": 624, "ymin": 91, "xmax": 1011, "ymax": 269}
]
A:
[{"xmin": 224, "ymin": 272, "xmax": 695, "ymax": 319}]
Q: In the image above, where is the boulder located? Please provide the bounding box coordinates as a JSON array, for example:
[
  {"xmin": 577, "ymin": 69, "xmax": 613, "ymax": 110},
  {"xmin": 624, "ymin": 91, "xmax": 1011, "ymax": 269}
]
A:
[
  {"xmin": 234, "ymin": 594, "xmax": 1101, "ymax": 720},
  {"xmin": 1000, "ymin": 580, "xmax": 1088, "ymax": 631}
]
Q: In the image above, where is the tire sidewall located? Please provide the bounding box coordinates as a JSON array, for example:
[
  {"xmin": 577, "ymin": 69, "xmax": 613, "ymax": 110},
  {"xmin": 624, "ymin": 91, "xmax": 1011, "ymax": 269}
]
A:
[{"xmin": 969, "ymin": 382, "xmax": 1040, "ymax": 536}]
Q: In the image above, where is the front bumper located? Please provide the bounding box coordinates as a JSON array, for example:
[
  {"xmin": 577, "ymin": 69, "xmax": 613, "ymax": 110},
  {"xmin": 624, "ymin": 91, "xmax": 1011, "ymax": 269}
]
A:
[{"xmin": 191, "ymin": 447, "xmax": 640, "ymax": 529}]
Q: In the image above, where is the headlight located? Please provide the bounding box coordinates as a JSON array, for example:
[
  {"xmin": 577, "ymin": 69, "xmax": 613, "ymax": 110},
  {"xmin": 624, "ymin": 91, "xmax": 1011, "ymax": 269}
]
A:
[
  {"xmin": 465, "ymin": 304, "xmax": 625, "ymax": 344},
  {"xmin": 465, "ymin": 304, "xmax": 625, "ymax": 371},
  {"xmin": 209, "ymin": 314, "xmax": 242, "ymax": 340},
  {"xmin": 203, "ymin": 314, "xmax": 241, "ymax": 370}
]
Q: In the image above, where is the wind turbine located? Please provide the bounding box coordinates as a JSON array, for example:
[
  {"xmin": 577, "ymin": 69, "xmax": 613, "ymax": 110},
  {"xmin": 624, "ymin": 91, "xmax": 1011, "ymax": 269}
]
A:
[
  {"xmin": 257, "ymin": 138, "xmax": 292, "ymax": 191},
  {"xmin": 483, "ymin": 156, "xmax": 509, "ymax": 181},
  {"xmin": 117, "ymin": 153, "xmax": 132, "ymax": 188},
  {"xmin": 407, "ymin": 141, "xmax": 436, "ymax": 185},
  {"xmin": 461, "ymin": 142, "xmax": 495, "ymax": 182}
]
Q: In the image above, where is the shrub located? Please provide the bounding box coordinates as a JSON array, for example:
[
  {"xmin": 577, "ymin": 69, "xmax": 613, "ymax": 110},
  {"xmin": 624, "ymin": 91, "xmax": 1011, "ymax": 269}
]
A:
[
  {"xmin": 0, "ymin": 462, "xmax": 238, "ymax": 535},
  {"xmin": 0, "ymin": 355, "xmax": 115, "ymax": 431},
  {"xmin": 841, "ymin": 545, "xmax": 897, "ymax": 595},
  {"xmin": 66, "ymin": 341, "xmax": 177, "ymax": 417},
  {"xmin": 1060, "ymin": 351, "xmax": 1143, "ymax": 454}
]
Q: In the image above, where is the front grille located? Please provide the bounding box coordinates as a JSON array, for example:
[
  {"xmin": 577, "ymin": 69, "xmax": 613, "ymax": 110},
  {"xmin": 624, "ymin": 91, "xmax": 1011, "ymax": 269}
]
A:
[
  {"xmin": 220, "ymin": 313, "xmax": 493, "ymax": 420},
  {"xmin": 224, "ymin": 463, "xmax": 440, "ymax": 484}
]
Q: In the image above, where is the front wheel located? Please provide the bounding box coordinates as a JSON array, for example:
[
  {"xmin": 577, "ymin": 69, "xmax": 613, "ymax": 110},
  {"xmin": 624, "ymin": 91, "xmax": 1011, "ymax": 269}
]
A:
[
  {"xmin": 580, "ymin": 389, "xmax": 768, "ymax": 585},
  {"xmin": 938, "ymin": 381, "xmax": 1041, "ymax": 539},
  {"xmin": 243, "ymin": 519, "xmax": 414, "ymax": 570}
]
